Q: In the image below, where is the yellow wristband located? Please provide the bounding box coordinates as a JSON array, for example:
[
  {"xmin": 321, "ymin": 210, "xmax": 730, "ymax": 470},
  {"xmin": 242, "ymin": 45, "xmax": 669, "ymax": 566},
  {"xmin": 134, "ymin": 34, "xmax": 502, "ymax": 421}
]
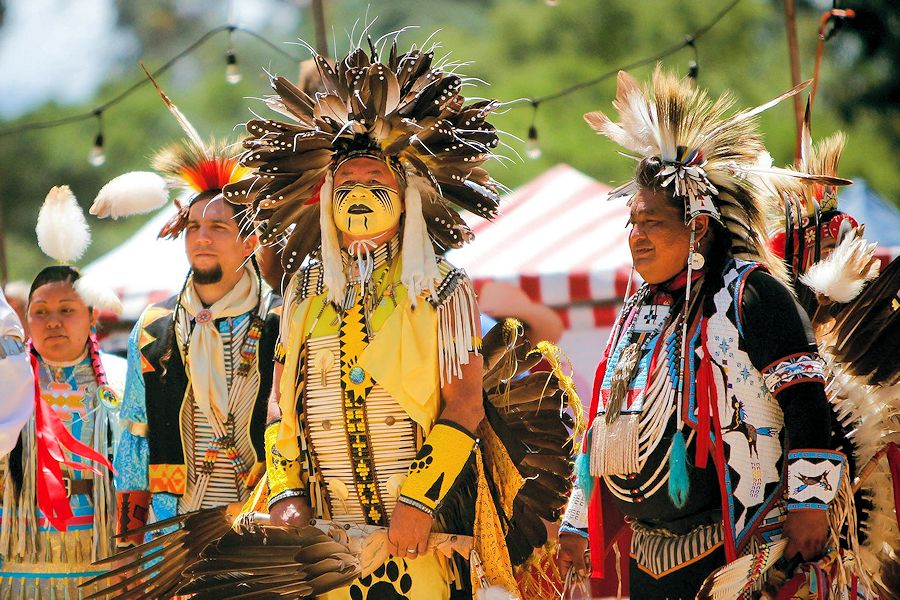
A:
[
  {"xmin": 265, "ymin": 422, "xmax": 305, "ymax": 507},
  {"xmin": 398, "ymin": 420, "xmax": 476, "ymax": 515}
]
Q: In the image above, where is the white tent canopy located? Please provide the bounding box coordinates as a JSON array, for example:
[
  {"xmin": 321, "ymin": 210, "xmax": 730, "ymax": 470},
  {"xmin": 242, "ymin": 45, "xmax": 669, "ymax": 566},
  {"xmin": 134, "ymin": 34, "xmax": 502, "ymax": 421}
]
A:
[{"xmin": 84, "ymin": 208, "xmax": 189, "ymax": 320}]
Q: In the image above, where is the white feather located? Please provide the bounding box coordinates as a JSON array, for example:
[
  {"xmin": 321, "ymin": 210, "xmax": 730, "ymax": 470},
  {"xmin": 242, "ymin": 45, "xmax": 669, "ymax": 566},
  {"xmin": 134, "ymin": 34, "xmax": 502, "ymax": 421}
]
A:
[
  {"xmin": 74, "ymin": 274, "xmax": 123, "ymax": 316},
  {"xmin": 800, "ymin": 233, "xmax": 880, "ymax": 303},
  {"xmin": 90, "ymin": 171, "xmax": 169, "ymax": 219},
  {"xmin": 36, "ymin": 185, "xmax": 90, "ymax": 263}
]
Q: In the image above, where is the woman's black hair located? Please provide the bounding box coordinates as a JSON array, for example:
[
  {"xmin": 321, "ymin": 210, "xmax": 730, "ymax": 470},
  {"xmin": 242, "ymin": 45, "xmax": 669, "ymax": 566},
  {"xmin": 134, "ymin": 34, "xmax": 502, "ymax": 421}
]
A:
[{"xmin": 28, "ymin": 265, "xmax": 81, "ymax": 302}]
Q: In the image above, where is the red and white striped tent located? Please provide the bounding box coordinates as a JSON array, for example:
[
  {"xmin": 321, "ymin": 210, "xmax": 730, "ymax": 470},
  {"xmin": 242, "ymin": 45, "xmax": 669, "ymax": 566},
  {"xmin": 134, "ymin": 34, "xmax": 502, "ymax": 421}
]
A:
[{"xmin": 449, "ymin": 164, "xmax": 636, "ymax": 392}]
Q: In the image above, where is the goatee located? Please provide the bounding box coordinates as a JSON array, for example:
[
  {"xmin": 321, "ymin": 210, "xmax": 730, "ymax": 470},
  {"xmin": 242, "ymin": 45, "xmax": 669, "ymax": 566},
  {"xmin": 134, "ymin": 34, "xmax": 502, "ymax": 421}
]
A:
[{"xmin": 193, "ymin": 264, "xmax": 224, "ymax": 285}]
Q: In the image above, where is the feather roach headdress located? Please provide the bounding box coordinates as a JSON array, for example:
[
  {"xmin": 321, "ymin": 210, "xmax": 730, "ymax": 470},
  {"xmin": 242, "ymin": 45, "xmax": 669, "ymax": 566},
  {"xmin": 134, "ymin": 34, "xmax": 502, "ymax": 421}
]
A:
[
  {"xmin": 223, "ymin": 37, "xmax": 502, "ymax": 288},
  {"xmin": 585, "ymin": 67, "xmax": 847, "ymax": 277},
  {"xmin": 769, "ymin": 104, "xmax": 856, "ymax": 278},
  {"xmin": 90, "ymin": 67, "xmax": 250, "ymax": 238}
]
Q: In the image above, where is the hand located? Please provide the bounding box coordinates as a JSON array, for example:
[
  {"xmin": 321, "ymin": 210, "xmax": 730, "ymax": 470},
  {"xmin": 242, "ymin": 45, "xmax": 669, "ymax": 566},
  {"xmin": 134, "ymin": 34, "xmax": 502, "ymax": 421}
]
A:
[
  {"xmin": 556, "ymin": 532, "xmax": 590, "ymax": 578},
  {"xmin": 269, "ymin": 496, "xmax": 313, "ymax": 527},
  {"xmin": 783, "ymin": 509, "xmax": 830, "ymax": 562},
  {"xmin": 388, "ymin": 501, "xmax": 433, "ymax": 560}
]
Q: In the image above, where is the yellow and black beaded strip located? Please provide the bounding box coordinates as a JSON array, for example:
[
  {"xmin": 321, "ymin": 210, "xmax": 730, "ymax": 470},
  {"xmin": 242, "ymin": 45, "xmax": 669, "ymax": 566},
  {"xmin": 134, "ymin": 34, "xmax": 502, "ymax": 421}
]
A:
[{"xmin": 338, "ymin": 299, "xmax": 387, "ymax": 526}]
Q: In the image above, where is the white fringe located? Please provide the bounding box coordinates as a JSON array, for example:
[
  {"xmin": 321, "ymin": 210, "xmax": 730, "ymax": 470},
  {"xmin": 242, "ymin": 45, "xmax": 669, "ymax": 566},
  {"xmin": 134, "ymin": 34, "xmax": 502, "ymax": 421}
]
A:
[
  {"xmin": 437, "ymin": 275, "xmax": 479, "ymax": 386},
  {"xmin": 401, "ymin": 172, "xmax": 440, "ymax": 304},
  {"xmin": 589, "ymin": 413, "xmax": 641, "ymax": 477},
  {"xmin": 800, "ymin": 232, "xmax": 880, "ymax": 304},
  {"xmin": 90, "ymin": 397, "xmax": 115, "ymax": 562},
  {"xmin": 89, "ymin": 171, "xmax": 169, "ymax": 219},
  {"xmin": 36, "ymin": 185, "xmax": 91, "ymax": 264},
  {"xmin": 318, "ymin": 172, "xmax": 346, "ymax": 305}
]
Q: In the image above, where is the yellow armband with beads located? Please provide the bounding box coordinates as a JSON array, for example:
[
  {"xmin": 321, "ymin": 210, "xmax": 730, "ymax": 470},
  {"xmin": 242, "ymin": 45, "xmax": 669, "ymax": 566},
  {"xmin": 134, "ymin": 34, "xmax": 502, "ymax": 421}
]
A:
[
  {"xmin": 265, "ymin": 421, "xmax": 305, "ymax": 508},
  {"xmin": 398, "ymin": 420, "xmax": 477, "ymax": 515}
]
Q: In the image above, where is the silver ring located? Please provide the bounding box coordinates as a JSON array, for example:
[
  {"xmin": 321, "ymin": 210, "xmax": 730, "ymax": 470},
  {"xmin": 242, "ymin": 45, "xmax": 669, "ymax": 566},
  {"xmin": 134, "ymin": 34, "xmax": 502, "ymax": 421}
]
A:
[{"xmin": 406, "ymin": 547, "xmax": 418, "ymax": 554}]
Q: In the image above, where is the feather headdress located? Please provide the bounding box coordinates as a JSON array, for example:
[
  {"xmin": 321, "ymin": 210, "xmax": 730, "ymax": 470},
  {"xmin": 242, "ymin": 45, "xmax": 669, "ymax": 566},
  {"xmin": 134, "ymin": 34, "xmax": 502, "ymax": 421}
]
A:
[
  {"xmin": 769, "ymin": 104, "xmax": 857, "ymax": 279},
  {"xmin": 223, "ymin": 37, "xmax": 502, "ymax": 279},
  {"xmin": 584, "ymin": 67, "xmax": 848, "ymax": 277},
  {"xmin": 90, "ymin": 66, "xmax": 250, "ymax": 239}
]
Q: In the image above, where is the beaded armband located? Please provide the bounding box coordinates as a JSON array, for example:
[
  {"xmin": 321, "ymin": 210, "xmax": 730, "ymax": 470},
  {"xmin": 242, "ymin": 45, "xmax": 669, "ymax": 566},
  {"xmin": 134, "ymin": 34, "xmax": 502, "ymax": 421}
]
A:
[
  {"xmin": 265, "ymin": 421, "xmax": 305, "ymax": 508},
  {"xmin": 398, "ymin": 420, "xmax": 476, "ymax": 516},
  {"xmin": 786, "ymin": 449, "xmax": 846, "ymax": 511},
  {"xmin": 560, "ymin": 486, "xmax": 590, "ymax": 538},
  {"xmin": 116, "ymin": 490, "xmax": 151, "ymax": 547},
  {"xmin": 762, "ymin": 352, "xmax": 826, "ymax": 396}
]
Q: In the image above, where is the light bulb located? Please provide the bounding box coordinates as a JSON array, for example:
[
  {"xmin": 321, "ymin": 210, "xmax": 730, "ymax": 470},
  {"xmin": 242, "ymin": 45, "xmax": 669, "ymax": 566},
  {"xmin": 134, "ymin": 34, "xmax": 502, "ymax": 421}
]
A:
[
  {"xmin": 226, "ymin": 49, "xmax": 241, "ymax": 84},
  {"xmin": 526, "ymin": 125, "xmax": 542, "ymax": 159},
  {"xmin": 89, "ymin": 132, "xmax": 106, "ymax": 167},
  {"xmin": 688, "ymin": 61, "xmax": 699, "ymax": 81}
]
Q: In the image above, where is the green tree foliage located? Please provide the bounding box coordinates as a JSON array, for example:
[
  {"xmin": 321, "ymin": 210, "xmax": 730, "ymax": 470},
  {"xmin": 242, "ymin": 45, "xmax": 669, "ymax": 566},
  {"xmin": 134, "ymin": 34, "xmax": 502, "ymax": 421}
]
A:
[{"xmin": 1, "ymin": 0, "xmax": 896, "ymax": 283}]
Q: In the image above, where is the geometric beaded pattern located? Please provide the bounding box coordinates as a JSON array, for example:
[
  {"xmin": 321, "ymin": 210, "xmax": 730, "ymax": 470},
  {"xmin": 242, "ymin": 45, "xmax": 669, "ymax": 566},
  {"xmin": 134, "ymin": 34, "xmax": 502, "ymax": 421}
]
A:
[
  {"xmin": 761, "ymin": 352, "xmax": 826, "ymax": 397},
  {"xmin": 338, "ymin": 298, "xmax": 387, "ymax": 526}
]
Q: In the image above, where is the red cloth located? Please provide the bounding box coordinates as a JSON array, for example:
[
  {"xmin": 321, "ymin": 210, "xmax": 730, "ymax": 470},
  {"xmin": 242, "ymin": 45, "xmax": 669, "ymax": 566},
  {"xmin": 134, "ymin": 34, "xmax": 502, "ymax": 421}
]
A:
[
  {"xmin": 886, "ymin": 442, "xmax": 900, "ymax": 532},
  {"xmin": 30, "ymin": 352, "xmax": 115, "ymax": 531}
]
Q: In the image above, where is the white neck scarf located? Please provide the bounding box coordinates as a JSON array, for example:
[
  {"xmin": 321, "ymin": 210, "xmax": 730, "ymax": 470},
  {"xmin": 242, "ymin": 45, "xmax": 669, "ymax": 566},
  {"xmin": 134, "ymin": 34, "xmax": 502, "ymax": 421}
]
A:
[{"xmin": 180, "ymin": 263, "xmax": 259, "ymax": 430}]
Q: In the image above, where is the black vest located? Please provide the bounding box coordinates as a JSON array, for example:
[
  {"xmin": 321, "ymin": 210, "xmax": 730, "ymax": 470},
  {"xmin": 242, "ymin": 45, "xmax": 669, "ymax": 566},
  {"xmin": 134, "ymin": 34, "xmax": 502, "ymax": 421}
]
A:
[{"xmin": 137, "ymin": 294, "xmax": 280, "ymax": 494}]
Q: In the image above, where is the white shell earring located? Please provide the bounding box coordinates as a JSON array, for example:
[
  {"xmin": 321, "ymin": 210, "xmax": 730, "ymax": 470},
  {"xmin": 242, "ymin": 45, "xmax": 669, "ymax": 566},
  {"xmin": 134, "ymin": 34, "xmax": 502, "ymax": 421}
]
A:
[{"xmin": 690, "ymin": 251, "xmax": 705, "ymax": 270}]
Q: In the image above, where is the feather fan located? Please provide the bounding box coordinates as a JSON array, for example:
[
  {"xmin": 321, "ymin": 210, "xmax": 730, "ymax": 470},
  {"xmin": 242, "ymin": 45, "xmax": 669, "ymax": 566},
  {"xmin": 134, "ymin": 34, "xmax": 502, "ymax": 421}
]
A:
[
  {"xmin": 799, "ymin": 228, "xmax": 879, "ymax": 304},
  {"xmin": 36, "ymin": 185, "xmax": 90, "ymax": 263}
]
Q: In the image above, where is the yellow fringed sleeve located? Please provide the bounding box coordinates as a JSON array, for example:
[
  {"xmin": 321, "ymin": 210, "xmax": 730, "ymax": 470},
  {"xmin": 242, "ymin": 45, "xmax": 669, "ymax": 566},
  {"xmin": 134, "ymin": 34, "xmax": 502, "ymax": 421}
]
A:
[
  {"xmin": 264, "ymin": 421, "xmax": 305, "ymax": 509},
  {"xmin": 398, "ymin": 420, "xmax": 476, "ymax": 515}
]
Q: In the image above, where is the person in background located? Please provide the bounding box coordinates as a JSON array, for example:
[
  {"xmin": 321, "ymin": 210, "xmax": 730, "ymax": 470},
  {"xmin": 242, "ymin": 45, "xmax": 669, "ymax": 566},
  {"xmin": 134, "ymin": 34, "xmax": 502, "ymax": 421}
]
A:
[{"xmin": 3, "ymin": 281, "xmax": 30, "ymax": 339}]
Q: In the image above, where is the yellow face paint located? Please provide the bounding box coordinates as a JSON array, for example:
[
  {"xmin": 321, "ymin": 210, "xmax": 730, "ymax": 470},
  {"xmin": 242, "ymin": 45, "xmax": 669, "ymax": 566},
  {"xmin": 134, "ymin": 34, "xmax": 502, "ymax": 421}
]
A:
[{"xmin": 332, "ymin": 184, "xmax": 402, "ymax": 237}]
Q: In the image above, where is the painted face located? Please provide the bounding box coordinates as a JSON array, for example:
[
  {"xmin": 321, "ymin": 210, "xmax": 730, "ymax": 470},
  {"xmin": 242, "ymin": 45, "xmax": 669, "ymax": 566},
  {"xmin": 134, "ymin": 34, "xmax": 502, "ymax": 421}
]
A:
[
  {"xmin": 332, "ymin": 157, "xmax": 403, "ymax": 238},
  {"xmin": 28, "ymin": 280, "xmax": 93, "ymax": 363},
  {"xmin": 628, "ymin": 188, "xmax": 694, "ymax": 284}
]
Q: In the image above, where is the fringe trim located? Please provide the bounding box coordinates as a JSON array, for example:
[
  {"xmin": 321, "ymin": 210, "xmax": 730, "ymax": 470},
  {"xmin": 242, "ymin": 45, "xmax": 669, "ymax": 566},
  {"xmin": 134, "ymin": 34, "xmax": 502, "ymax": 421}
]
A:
[
  {"xmin": 437, "ymin": 275, "xmax": 480, "ymax": 386},
  {"xmin": 589, "ymin": 412, "xmax": 641, "ymax": 477},
  {"xmin": 0, "ymin": 406, "xmax": 115, "ymax": 565}
]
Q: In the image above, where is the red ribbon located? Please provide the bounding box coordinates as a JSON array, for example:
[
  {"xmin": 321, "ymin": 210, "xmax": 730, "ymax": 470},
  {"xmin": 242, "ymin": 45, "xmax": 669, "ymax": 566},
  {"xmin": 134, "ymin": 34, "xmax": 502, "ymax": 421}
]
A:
[
  {"xmin": 886, "ymin": 442, "xmax": 900, "ymax": 532},
  {"xmin": 30, "ymin": 352, "xmax": 114, "ymax": 531},
  {"xmin": 694, "ymin": 321, "xmax": 714, "ymax": 469}
]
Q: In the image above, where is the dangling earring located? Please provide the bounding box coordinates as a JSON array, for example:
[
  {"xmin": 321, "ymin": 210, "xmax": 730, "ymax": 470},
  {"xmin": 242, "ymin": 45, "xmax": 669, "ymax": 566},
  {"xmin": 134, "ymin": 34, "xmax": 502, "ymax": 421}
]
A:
[{"xmin": 689, "ymin": 224, "xmax": 705, "ymax": 270}]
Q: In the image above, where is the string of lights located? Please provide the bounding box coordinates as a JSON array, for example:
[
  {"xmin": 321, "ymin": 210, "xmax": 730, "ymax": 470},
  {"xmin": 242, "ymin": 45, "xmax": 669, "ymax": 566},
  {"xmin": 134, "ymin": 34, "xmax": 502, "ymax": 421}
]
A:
[
  {"xmin": 524, "ymin": 0, "xmax": 739, "ymax": 158},
  {"xmin": 0, "ymin": 1, "xmax": 747, "ymax": 165},
  {"xmin": 0, "ymin": 24, "xmax": 305, "ymax": 166}
]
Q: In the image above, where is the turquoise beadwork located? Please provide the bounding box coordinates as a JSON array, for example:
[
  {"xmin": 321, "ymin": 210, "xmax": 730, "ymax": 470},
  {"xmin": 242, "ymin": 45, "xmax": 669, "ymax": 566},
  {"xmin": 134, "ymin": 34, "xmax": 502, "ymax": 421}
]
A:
[{"xmin": 349, "ymin": 366, "xmax": 365, "ymax": 384}]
